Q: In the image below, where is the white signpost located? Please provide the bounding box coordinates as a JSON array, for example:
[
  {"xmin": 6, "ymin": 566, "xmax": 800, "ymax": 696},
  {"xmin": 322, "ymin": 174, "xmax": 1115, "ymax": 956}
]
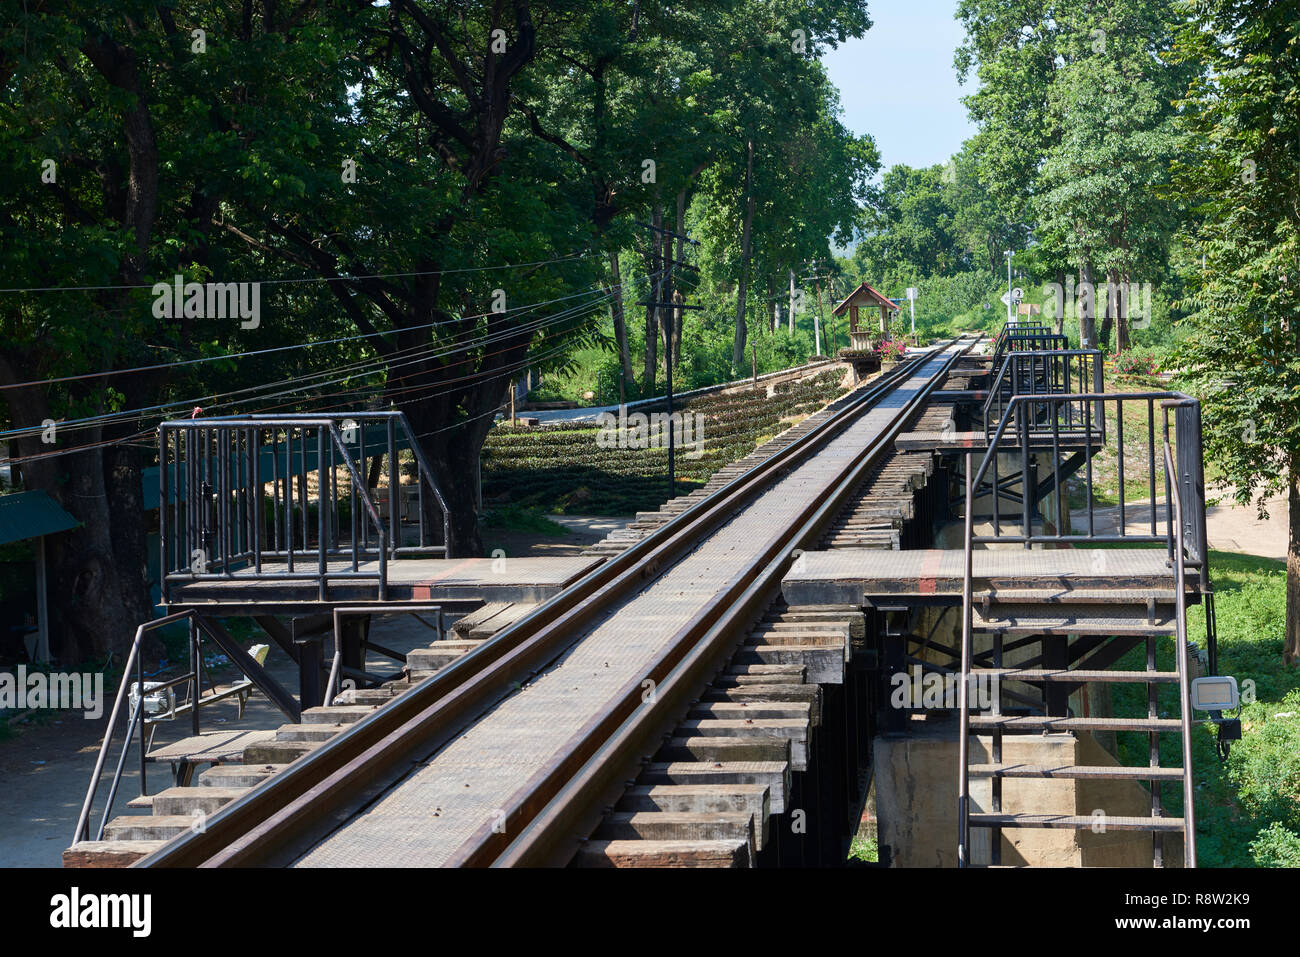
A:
[
  {"xmin": 1001, "ymin": 287, "xmax": 1024, "ymax": 323},
  {"xmin": 905, "ymin": 287, "xmax": 917, "ymax": 339}
]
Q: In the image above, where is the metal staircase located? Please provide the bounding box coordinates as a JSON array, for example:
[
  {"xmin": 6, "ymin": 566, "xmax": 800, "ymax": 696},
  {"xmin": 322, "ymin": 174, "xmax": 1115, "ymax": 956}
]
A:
[{"xmin": 955, "ymin": 382, "xmax": 1211, "ymax": 868}]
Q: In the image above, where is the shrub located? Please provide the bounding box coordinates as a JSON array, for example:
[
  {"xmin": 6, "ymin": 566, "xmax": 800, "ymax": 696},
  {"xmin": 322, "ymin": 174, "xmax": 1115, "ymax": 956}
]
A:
[
  {"xmin": 1249, "ymin": 822, "xmax": 1300, "ymax": 868},
  {"xmin": 878, "ymin": 339, "xmax": 908, "ymax": 362},
  {"xmin": 1111, "ymin": 348, "xmax": 1158, "ymax": 379}
]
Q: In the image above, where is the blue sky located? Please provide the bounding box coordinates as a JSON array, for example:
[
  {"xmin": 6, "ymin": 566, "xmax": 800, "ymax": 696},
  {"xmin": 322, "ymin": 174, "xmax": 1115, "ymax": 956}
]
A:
[{"xmin": 822, "ymin": 0, "xmax": 977, "ymax": 171}]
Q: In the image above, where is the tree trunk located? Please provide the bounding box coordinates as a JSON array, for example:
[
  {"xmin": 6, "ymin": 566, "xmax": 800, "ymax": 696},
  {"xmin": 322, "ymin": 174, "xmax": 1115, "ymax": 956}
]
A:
[
  {"xmin": 1099, "ymin": 267, "xmax": 1119, "ymax": 351},
  {"xmin": 608, "ymin": 251, "xmax": 635, "ymax": 394},
  {"xmin": 1287, "ymin": 453, "xmax": 1300, "ymax": 666},
  {"xmin": 1054, "ymin": 269, "xmax": 1066, "ymax": 335},
  {"xmin": 788, "ymin": 270, "xmax": 796, "ymax": 334},
  {"xmin": 671, "ymin": 188, "xmax": 687, "ymax": 361},
  {"xmin": 1115, "ymin": 269, "xmax": 1132, "ymax": 352},
  {"xmin": 1079, "ymin": 263, "xmax": 1098, "ymax": 349},
  {"xmin": 1, "ymin": 378, "xmax": 153, "ymax": 664},
  {"xmin": 642, "ymin": 204, "xmax": 661, "ymax": 395},
  {"xmin": 732, "ymin": 139, "xmax": 755, "ymax": 370}
]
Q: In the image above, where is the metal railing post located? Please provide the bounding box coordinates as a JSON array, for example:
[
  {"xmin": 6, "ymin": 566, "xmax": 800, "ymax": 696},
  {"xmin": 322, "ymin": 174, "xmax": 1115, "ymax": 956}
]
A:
[
  {"xmin": 958, "ymin": 451, "xmax": 975, "ymax": 867},
  {"xmin": 1164, "ymin": 441, "xmax": 1198, "ymax": 868}
]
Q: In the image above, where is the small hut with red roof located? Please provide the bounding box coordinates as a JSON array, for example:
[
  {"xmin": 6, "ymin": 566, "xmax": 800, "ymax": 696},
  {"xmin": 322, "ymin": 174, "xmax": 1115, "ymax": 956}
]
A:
[{"xmin": 832, "ymin": 281, "xmax": 900, "ymax": 353}]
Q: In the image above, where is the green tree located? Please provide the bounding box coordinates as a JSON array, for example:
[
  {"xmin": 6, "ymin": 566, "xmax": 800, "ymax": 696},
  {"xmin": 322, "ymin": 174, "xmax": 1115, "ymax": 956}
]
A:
[
  {"xmin": 1034, "ymin": 0, "xmax": 1189, "ymax": 351},
  {"xmin": 1172, "ymin": 0, "xmax": 1300, "ymax": 667}
]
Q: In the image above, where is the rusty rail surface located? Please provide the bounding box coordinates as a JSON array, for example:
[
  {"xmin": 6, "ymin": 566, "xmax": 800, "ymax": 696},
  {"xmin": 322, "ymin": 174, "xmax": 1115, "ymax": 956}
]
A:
[{"xmin": 136, "ymin": 337, "xmax": 976, "ymax": 868}]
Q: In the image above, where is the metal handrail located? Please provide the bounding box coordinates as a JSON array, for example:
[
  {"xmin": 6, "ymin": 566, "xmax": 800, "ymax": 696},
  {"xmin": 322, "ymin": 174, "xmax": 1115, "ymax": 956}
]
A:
[
  {"xmin": 956, "ymin": 394, "xmax": 1204, "ymax": 868},
  {"xmin": 159, "ymin": 412, "xmax": 449, "ymax": 603},
  {"xmin": 957, "ymin": 451, "xmax": 975, "ymax": 868},
  {"xmin": 73, "ymin": 611, "xmax": 197, "ymax": 844},
  {"xmin": 322, "ymin": 604, "xmax": 444, "ymax": 706},
  {"xmin": 1163, "ymin": 439, "xmax": 1198, "ymax": 868},
  {"xmin": 989, "ymin": 323, "xmax": 1064, "ymax": 365},
  {"xmin": 981, "ymin": 349, "xmax": 1104, "ymax": 433},
  {"xmin": 970, "ymin": 391, "xmax": 1207, "ymax": 557}
]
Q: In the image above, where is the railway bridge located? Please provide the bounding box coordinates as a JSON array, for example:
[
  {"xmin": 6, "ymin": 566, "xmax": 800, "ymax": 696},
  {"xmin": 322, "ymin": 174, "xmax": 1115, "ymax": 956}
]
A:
[{"xmin": 65, "ymin": 327, "xmax": 1223, "ymax": 868}]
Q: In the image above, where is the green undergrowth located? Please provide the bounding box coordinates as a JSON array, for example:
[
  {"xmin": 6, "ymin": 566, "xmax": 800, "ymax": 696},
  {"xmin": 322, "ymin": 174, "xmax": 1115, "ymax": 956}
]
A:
[
  {"xmin": 1105, "ymin": 551, "xmax": 1299, "ymax": 866},
  {"xmin": 480, "ymin": 506, "xmax": 568, "ymax": 537},
  {"xmin": 848, "ymin": 834, "xmax": 879, "ymax": 863}
]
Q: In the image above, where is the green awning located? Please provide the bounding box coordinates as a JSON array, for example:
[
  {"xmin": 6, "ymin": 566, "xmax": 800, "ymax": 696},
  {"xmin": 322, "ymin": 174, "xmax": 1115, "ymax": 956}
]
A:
[{"xmin": 0, "ymin": 490, "xmax": 81, "ymax": 545}]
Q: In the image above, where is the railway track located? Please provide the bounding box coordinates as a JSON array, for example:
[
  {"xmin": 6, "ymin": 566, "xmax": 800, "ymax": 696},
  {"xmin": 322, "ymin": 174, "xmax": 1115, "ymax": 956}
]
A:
[{"xmin": 133, "ymin": 336, "xmax": 976, "ymax": 868}]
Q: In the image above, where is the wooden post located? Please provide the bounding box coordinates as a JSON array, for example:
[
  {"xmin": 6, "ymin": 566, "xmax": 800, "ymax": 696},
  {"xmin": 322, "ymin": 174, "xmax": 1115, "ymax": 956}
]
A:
[{"xmin": 34, "ymin": 535, "xmax": 49, "ymax": 663}]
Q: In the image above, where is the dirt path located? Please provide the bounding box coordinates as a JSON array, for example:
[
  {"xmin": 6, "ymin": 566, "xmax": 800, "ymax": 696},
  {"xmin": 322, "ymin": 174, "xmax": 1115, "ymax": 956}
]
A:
[{"xmin": 1088, "ymin": 493, "xmax": 1289, "ymax": 561}]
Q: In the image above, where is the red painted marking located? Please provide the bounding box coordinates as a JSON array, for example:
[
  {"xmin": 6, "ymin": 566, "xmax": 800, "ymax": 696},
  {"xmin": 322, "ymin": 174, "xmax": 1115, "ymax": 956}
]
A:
[
  {"xmin": 420, "ymin": 558, "xmax": 477, "ymax": 585},
  {"xmin": 918, "ymin": 550, "xmax": 943, "ymax": 595}
]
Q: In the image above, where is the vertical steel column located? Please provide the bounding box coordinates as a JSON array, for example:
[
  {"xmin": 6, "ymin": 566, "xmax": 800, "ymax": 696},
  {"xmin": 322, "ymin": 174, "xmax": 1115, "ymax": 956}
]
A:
[
  {"xmin": 159, "ymin": 428, "xmax": 170, "ymax": 602},
  {"xmin": 387, "ymin": 417, "xmax": 398, "ymax": 558},
  {"xmin": 318, "ymin": 426, "xmax": 327, "ymax": 601},
  {"xmin": 252, "ymin": 428, "xmax": 262, "ymax": 573},
  {"xmin": 957, "ymin": 451, "xmax": 974, "ymax": 868}
]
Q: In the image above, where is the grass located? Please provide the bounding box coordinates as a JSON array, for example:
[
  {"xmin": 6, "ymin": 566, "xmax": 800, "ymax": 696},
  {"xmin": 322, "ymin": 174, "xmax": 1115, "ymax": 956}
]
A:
[
  {"xmin": 1105, "ymin": 550, "xmax": 1300, "ymax": 867},
  {"xmin": 848, "ymin": 834, "xmax": 879, "ymax": 863},
  {"xmin": 1063, "ymin": 370, "xmax": 1170, "ymax": 510}
]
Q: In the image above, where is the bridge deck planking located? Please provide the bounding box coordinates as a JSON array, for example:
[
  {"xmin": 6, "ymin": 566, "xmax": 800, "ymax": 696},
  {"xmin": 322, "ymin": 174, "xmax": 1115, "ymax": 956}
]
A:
[
  {"xmin": 163, "ymin": 556, "xmax": 603, "ymax": 607},
  {"xmin": 290, "ymin": 346, "xmax": 965, "ymax": 866},
  {"xmin": 781, "ymin": 546, "xmax": 1182, "ymax": 606}
]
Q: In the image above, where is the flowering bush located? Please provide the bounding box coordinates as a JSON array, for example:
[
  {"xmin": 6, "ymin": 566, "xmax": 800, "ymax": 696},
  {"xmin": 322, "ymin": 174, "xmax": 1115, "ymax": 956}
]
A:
[
  {"xmin": 1111, "ymin": 349, "xmax": 1158, "ymax": 379},
  {"xmin": 878, "ymin": 339, "xmax": 908, "ymax": 362}
]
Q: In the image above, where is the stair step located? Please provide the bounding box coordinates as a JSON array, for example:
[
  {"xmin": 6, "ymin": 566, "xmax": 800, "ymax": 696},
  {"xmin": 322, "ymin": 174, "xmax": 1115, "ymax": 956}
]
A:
[
  {"xmin": 969, "ymin": 715, "xmax": 1182, "ymax": 731},
  {"xmin": 687, "ymin": 701, "xmax": 812, "ymax": 722},
  {"xmin": 973, "ymin": 606, "xmax": 1175, "ymax": 635},
  {"xmin": 333, "ymin": 685, "xmax": 409, "ymax": 706},
  {"xmin": 969, "ymin": 764, "xmax": 1185, "ymax": 780},
  {"xmin": 241, "ymin": 739, "xmax": 323, "ymax": 764},
  {"xmin": 63, "ymin": 840, "xmax": 166, "ymax": 868},
  {"xmin": 198, "ymin": 764, "xmax": 283, "ymax": 788},
  {"xmin": 151, "ymin": 786, "xmax": 245, "ymax": 816},
  {"xmin": 574, "ymin": 839, "xmax": 751, "ymax": 868},
  {"xmin": 970, "ymin": 812, "xmax": 1185, "ymax": 831},
  {"xmin": 972, "ymin": 668, "xmax": 1180, "ymax": 683},
  {"xmin": 596, "ymin": 811, "xmax": 756, "ymax": 852},
  {"xmin": 658, "ymin": 736, "xmax": 791, "ymax": 765},
  {"xmin": 301, "ymin": 705, "xmax": 375, "ymax": 724},
  {"xmin": 274, "ymin": 722, "xmax": 346, "ymax": 742},
  {"xmin": 616, "ymin": 784, "xmax": 769, "ymax": 822},
  {"xmin": 639, "ymin": 762, "xmax": 790, "ymax": 815},
  {"xmin": 981, "ymin": 589, "xmax": 1177, "ymax": 604},
  {"xmin": 102, "ymin": 814, "xmax": 203, "ymax": 841},
  {"xmin": 406, "ymin": 642, "xmax": 482, "ymax": 669}
]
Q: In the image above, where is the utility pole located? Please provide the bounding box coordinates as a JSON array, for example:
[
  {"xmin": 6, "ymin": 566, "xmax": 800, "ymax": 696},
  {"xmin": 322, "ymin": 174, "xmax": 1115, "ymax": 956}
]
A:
[
  {"xmin": 803, "ymin": 260, "xmax": 829, "ymax": 356},
  {"xmin": 1006, "ymin": 249, "xmax": 1014, "ymax": 323},
  {"xmin": 788, "ymin": 269, "xmax": 796, "ymax": 334},
  {"xmin": 639, "ymin": 221, "xmax": 701, "ymax": 499}
]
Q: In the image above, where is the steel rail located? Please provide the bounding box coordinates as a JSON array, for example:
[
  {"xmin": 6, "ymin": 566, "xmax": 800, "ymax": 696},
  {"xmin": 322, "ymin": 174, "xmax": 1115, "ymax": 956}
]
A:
[
  {"xmin": 478, "ymin": 339, "xmax": 976, "ymax": 866},
  {"xmin": 136, "ymin": 340, "xmax": 969, "ymax": 868}
]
